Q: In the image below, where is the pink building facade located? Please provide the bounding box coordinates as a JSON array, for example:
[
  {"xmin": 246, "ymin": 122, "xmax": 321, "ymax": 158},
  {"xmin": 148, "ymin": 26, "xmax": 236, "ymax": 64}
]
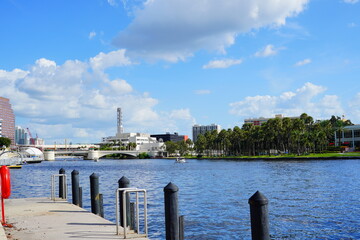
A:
[{"xmin": 0, "ymin": 97, "xmax": 15, "ymax": 145}]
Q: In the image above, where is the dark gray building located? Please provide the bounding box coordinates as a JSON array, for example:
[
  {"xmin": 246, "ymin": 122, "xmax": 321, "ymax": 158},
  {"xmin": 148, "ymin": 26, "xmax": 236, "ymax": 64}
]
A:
[{"xmin": 151, "ymin": 132, "xmax": 188, "ymax": 143}]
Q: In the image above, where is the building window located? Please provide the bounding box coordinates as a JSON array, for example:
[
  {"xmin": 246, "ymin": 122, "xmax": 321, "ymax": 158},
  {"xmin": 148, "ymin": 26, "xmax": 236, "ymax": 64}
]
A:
[
  {"xmin": 354, "ymin": 130, "xmax": 360, "ymax": 138},
  {"xmin": 344, "ymin": 130, "xmax": 352, "ymax": 138}
]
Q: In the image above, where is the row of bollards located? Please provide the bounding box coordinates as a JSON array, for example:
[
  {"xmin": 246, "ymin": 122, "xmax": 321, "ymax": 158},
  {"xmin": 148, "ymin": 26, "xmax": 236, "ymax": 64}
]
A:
[
  {"xmin": 58, "ymin": 168, "xmax": 103, "ymax": 217},
  {"xmin": 164, "ymin": 183, "xmax": 270, "ymax": 240},
  {"xmin": 57, "ymin": 168, "xmax": 270, "ymax": 240}
]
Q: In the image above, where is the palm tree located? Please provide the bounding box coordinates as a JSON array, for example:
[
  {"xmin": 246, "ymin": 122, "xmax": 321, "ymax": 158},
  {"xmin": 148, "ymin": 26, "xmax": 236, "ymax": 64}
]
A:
[
  {"xmin": 194, "ymin": 134, "xmax": 206, "ymax": 156},
  {"xmin": 231, "ymin": 126, "xmax": 243, "ymax": 156}
]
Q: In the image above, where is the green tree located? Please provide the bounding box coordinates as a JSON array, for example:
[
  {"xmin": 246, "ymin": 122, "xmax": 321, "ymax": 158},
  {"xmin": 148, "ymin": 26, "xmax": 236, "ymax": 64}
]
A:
[
  {"xmin": 178, "ymin": 140, "xmax": 188, "ymax": 156},
  {"xmin": 0, "ymin": 137, "xmax": 11, "ymax": 148},
  {"xmin": 185, "ymin": 138, "xmax": 193, "ymax": 155},
  {"xmin": 194, "ymin": 134, "xmax": 206, "ymax": 155},
  {"xmin": 165, "ymin": 141, "xmax": 178, "ymax": 156}
]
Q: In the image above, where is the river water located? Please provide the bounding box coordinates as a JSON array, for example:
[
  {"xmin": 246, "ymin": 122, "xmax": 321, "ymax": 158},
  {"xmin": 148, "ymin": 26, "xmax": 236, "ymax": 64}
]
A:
[{"xmin": 9, "ymin": 158, "xmax": 360, "ymax": 239}]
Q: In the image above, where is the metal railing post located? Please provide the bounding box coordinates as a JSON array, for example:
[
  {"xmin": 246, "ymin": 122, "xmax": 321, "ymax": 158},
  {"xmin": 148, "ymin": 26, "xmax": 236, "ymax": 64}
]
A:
[
  {"xmin": 51, "ymin": 173, "xmax": 67, "ymax": 201},
  {"xmin": 115, "ymin": 188, "xmax": 147, "ymax": 238}
]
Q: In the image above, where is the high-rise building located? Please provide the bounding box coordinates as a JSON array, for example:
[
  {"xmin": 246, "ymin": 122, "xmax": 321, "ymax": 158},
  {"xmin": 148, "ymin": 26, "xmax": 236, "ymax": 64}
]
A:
[
  {"xmin": 0, "ymin": 97, "xmax": 15, "ymax": 145},
  {"xmin": 15, "ymin": 126, "xmax": 29, "ymax": 145},
  {"xmin": 0, "ymin": 119, "xmax": 2, "ymax": 137},
  {"xmin": 192, "ymin": 124, "xmax": 221, "ymax": 143},
  {"xmin": 117, "ymin": 107, "xmax": 124, "ymax": 135}
]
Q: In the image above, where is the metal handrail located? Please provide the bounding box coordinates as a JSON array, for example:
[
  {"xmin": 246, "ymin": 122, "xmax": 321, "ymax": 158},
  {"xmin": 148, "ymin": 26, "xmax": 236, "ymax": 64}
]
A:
[
  {"xmin": 51, "ymin": 174, "xmax": 67, "ymax": 200},
  {"xmin": 115, "ymin": 188, "xmax": 148, "ymax": 238}
]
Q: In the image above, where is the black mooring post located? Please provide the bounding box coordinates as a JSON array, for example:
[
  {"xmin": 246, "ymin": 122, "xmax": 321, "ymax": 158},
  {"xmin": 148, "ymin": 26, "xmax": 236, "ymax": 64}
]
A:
[
  {"xmin": 118, "ymin": 176, "xmax": 131, "ymax": 228},
  {"xmin": 71, "ymin": 170, "xmax": 80, "ymax": 206},
  {"xmin": 99, "ymin": 193, "xmax": 104, "ymax": 218},
  {"xmin": 248, "ymin": 191, "xmax": 270, "ymax": 240},
  {"xmin": 179, "ymin": 215, "xmax": 185, "ymax": 240},
  {"xmin": 59, "ymin": 168, "xmax": 65, "ymax": 199},
  {"xmin": 164, "ymin": 182, "xmax": 179, "ymax": 240},
  {"xmin": 90, "ymin": 173, "xmax": 100, "ymax": 215},
  {"xmin": 79, "ymin": 187, "xmax": 83, "ymax": 208}
]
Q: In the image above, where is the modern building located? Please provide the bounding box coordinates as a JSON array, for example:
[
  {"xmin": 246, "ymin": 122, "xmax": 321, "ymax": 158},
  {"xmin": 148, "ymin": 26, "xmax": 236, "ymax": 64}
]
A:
[
  {"xmin": 15, "ymin": 126, "xmax": 29, "ymax": 145},
  {"xmin": 15, "ymin": 126, "xmax": 45, "ymax": 146},
  {"xmin": 334, "ymin": 125, "xmax": 360, "ymax": 148},
  {"xmin": 117, "ymin": 107, "xmax": 124, "ymax": 135},
  {"xmin": 102, "ymin": 108, "xmax": 165, "ymax": 153},
  {"xmin": 192, "ymin": 124, "xmax": 221, "ymax": 143},
  {"xmin": 244, "ymin": 114, "xmax": 299, "ymax": 126},
  {"xmin": 151, "ymin": 132, "xmax": 188, "ymax": 143},
  {"xmin": 103, "ymin": 132, "xmax": 164, "ymax": 152},
  {"xmin": 0, "ymin": 97, "xmax": 15, "ymax": 145}
]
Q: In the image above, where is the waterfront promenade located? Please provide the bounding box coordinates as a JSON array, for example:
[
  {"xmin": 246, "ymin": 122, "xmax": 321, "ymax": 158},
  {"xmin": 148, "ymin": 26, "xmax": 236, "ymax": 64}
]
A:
[{"xmin": 1, "ymin": 198, "xmax": 148, "ymax": 240}]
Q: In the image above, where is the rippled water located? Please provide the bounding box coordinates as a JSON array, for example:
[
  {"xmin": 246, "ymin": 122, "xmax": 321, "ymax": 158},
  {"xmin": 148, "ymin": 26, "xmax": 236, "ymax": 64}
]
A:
[{"xmin": 9, "ymin": 159, "xmax": 360, "ymax": 239}]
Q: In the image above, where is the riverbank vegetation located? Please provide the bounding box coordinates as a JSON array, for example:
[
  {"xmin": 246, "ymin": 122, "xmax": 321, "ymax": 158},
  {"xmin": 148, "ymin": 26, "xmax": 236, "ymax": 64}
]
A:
[{"xmin": 166, "ymin": 114, "xmax": 356, "ymax": 158}]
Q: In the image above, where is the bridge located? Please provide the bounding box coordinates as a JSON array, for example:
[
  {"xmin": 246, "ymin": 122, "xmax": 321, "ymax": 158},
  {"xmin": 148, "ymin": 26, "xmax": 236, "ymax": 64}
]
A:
[{"xmin": 43, "ymin": 149, "xmax": 165, "ymax": 161}]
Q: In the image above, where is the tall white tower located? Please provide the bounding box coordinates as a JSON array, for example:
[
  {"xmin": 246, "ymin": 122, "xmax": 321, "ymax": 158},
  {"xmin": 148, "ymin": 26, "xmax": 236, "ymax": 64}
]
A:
[{"xmin": 117, "ymin": 107, "xmax": 124, "ymax": 135}]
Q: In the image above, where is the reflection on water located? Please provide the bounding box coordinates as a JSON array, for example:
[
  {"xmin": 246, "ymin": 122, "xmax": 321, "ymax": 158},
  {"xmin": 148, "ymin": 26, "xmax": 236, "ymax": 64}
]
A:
[{"xmin": 10, "ymin": 159, "xmax": 360, "ymax": 239}]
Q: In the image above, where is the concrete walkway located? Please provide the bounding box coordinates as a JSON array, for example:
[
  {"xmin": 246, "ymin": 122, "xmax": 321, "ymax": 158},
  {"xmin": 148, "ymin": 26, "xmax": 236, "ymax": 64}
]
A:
[{"xmin": 2, "ymin": 198, "xmax": 149, "ymax": 240}]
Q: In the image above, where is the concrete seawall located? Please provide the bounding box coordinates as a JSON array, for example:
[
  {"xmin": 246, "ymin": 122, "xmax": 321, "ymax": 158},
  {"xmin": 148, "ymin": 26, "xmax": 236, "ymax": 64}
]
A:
[{"xmin": 2, "ymin": 198, "xmax": 148, "ymax": 240}]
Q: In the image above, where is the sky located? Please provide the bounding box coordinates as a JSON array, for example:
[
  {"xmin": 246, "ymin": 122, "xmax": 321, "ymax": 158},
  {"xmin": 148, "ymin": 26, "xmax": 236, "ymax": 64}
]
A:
[{"xmin": 1, "ymin": 0, "xmax": 360, "ymax": 144}]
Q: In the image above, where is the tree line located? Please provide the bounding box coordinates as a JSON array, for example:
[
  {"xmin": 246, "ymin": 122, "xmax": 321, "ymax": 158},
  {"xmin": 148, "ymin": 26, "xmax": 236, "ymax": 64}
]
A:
[{"xmin": 166, "ymin": 114, "xmax": 353, "ymax": 157}]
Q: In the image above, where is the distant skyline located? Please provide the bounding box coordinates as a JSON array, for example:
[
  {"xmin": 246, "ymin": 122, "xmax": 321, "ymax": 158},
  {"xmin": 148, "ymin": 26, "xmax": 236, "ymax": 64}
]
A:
[{"xmin": 1, "ymin": 0, "xmax": 359, "ymax": 143}]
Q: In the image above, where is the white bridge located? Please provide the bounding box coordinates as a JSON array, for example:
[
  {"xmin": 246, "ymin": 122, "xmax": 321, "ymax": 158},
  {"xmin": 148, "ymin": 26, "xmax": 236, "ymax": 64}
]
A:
[{"xmin": 44, "ymin": 149, "xmax": 164, "ymax": 161}]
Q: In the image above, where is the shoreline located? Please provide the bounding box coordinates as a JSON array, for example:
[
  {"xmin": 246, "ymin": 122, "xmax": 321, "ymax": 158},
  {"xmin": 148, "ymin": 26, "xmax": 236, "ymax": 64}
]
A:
[{"xmin": 164, "ymin": 156, "xmax": 360, "ymax": 161}]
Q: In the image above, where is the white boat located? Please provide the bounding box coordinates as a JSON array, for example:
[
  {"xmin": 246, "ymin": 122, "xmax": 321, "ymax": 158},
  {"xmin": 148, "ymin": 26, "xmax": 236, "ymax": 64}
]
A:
[
  {"xmin": 175, "ymin": 157, "xmax": 186, "ymax": 163},
  {"xmin": 0, "ymin": 150, "xmax": 23, "ymax": 167},
  {"xmin": 0, "ymin": 147, "xmax": 44, "ymax": 166},
  {"xmin": 19, "ymin": 147, "xmax": 44, "ymax": 163}
]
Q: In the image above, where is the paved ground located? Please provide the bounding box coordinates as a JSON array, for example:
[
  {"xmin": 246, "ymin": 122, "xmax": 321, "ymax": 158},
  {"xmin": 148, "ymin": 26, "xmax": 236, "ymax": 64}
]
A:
[{"xmin": 2, "ymin": 198, "xmax": 148, "ymax": 240}]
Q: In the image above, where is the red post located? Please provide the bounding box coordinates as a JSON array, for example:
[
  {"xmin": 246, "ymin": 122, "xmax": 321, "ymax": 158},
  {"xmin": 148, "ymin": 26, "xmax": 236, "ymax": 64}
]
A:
[
  {"xmin": 1, "ymin": 198, "xmax": 5, "ymax": 224},
  {"xmin": 0, "ymin": 166, "xmax": 11, "ymax": 225}
]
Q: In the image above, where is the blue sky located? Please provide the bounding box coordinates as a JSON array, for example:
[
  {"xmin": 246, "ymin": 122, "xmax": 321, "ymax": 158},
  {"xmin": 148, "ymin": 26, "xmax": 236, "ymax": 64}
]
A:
[{"xmin": 1, "ymin": 0, "xmax": 360, "ymax": 144}]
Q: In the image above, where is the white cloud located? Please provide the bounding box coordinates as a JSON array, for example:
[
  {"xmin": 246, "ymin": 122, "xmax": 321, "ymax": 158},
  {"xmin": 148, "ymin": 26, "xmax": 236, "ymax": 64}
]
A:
[
  {"xmin": 105, "ymin": 79, "xmax": 133, "ymax": 94},
  {"xmin": 0, "ymin": 69, "xmax": 28, "ymax": 81},
  {"xmin": 254, "ymin": 44, "xmax": 279, "ymax": 57},
  {"xmin": 194, "ymin": 90, "xmax": 211, "ymax": 95},
  {"xmin": 89, "ymin": 31, "xmax": 97, "ymax": 39},
  {"xmin": 108, "ymin": 0, "xmax": 117, "ymax": 6},
  {"xmin": 295, "ymin": 58, "xmax": 311, "ymax": 66},
  {"xmin": 169, "ymin": 109, "xmax": 193, "ymax": 120},
  {"xmin": 229, "ymin": 82, "xmax": 344, "ymax": 120},
  {"xmin": 113, "ymin": 0, "xmax": 309, "ymax": 62},
  {"xmin": 203, "ymin": 59, "xmax": 243, "ymax": 69},
  {"xmin": 90, "ymin": 49, "xmax": 132, "ymax": 71},
  {"xmin": 0, "ymin": 50, "xmax": 195, "ymax": 143},
  {"xmin": 348, "ymin": 22, "xmax": 357, "ymax": 28},
  {"xmin": 343, "ymin": 0, "xmax": 358, "ymax": 4}
]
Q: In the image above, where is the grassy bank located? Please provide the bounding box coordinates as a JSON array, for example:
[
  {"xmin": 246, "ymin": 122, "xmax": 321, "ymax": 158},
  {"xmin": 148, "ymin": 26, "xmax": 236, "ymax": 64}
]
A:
[{"xmin": 173, "ymin": 152, "xmax": 360, "ymax": 160}]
